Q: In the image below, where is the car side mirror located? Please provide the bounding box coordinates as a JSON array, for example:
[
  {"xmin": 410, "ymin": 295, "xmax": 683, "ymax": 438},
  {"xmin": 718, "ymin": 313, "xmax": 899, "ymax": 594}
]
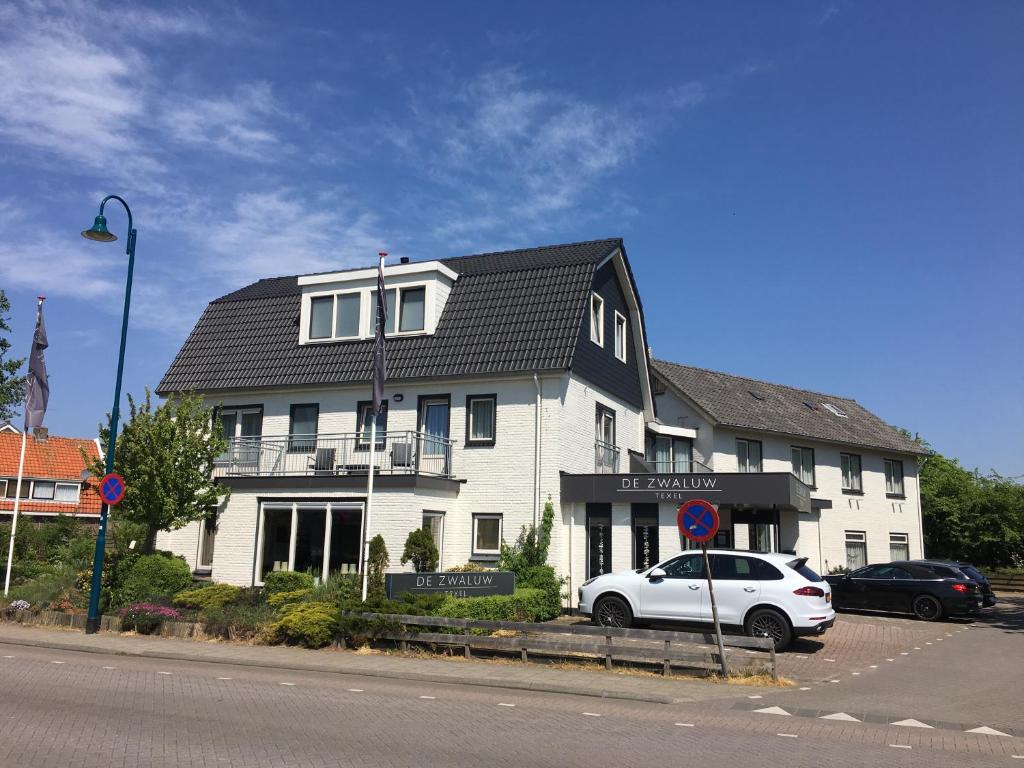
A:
[{"xmin": 647, "ymin": 567, "xmax": 667, "ymax": 580}]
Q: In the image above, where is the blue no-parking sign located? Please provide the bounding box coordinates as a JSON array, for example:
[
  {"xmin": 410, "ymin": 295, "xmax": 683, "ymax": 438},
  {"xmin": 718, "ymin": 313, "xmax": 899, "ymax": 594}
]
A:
[
  {"xmin": 677, "ymin": 499, "xmax": 719, "ymax": 543},
  {"xmin": 99, "ymin": 473, "xmax": 126, "ymax": 506}
]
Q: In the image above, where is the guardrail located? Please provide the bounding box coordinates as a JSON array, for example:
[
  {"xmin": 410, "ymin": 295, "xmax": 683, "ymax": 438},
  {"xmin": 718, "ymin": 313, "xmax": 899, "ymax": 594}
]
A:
[
  {"xmin": 213, "ymin": 431, "xmax": 454, "ymax": 479},
  {"xmin": 343, "ymin": 612, "xmax": 776, "ymax": 678},
  {"xmin": 989, "ymin": 575, "xmax": 1024, "ymax": 593}
]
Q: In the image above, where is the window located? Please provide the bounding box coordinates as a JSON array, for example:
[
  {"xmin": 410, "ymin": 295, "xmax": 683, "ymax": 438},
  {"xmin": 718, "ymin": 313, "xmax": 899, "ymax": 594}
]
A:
[
  {"xmin": 398, "ymin": 287, "xmax": 425, "ymax": 332},
  {"xmin": 335, "ymin": 293, "xmax": 361, "ymax": 338},
  {"xmin": 890, "ymin": 532, "xmax": 909, "ymax": 561},
  {"xmin": 217, "ymin": 406, "xmax": 263, "ymax": 465},
  {"xmin": 791, "ymin": 446, "xmax": 815, "ymax": 486},
  {"xmin": 256, "ymin": 501, "xmax": 363, "ymax": 582},
  {"xmin": 4, "ymin": 480, "xmax": 28, "ymax": 498},
  {"xmin": 590, "ymin": 293, "xmax": 604, "ymax": 346},
  {"xmin": 309, "ymin": 296, "xmax": 333, "ymax": 339},
  {"xmin": 0, "ymin": 480, "xmax": 5, "ymax": 497},
  {"xmin": 613, "ymin": 311, "xmax": 627, "ymax": 362},
  {"xmin": 841, "ymin": 453, "xmax": 862, "ymax": 493},
  {"xmin": 645, "ymin": 434, "xmax": 693, "ymax": 473},
  {"xmin": 31, "ymin": 481, "xmax": 55, "ymax": 500},
  {"xmin": 472, "ymin": 514, "xmax": 502, "ymax": 556},
  {"xmin": 288, "ymin": 404, "xmax": 319, "ymax": 452},
  {"xmin": 423, "ymin": 512, "xmax": 444, "ymax": 565},
  {"xmin": 55, "ymin": 483, "xmax": 79, "ymax": 502},
  {"xmin": 821, "ymin": 402, "xmax": 848, "ymax": 418},
  {"xmin": 632, "ymin": 504, "xmax": 659, "ymax": 570},
  {"xmin": 736, "ymin": 438, "xmax": 762, "ymax": 473},
  {"xmin": 845, "ymin": 531, "xmax": 867, "ymax": 570},
  {"xmin": 465, "ymin": 395, "xmax": 496, "ymax": 446},
  {"xmin": 369, "ymin": 288, "xmax": 396, "ymax": 335},
  {"xmin": 595, "ymin": 405, "xmax": 617, "ymax": 473},
  {"xmin": 885, "ymin": 459, "xmax": 905, "ymax": 497},
  {"xmin": 356, "ymin": 401, "xmax": 388, "ymax": 450},
  {"xmin": 662, "ymin": 553, "xmax": 704, "ymax": 578}
]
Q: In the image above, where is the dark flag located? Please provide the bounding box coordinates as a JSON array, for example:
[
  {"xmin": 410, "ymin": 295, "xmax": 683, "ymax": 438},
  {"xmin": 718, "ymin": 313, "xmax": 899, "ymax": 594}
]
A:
[
  {"xmin": 24, "ymin": 298, "xmax": 48, "ymax": 430},
  {"xmin": 372, "ymin": 252, "xmax": 387, "ymax": 415}
]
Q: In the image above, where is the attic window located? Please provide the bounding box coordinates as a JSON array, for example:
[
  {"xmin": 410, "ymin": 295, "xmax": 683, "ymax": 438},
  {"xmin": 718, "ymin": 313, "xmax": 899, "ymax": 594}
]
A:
[
  {"xmin": 821, "ymin": 403, "xmax": 848, "ymax": 418},
  {"xmin": 803, "ymin": 401, "xmax": 817, "ymax": 411},
  {"xmin": 748, "ymin": 390, "xmax": 765, "ymax": 401},
  {"xmin": 590, "ymin": 294, "xmax": 605, "ymax": 347}
]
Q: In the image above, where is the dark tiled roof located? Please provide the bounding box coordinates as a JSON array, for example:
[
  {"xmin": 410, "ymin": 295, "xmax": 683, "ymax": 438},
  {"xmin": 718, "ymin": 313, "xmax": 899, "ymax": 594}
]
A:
[
  {"xmin": 157, "ymin": 239, "xmax": 622, "ymax": 394},
  {"xmin": 652, "ymin": 359, "xmax": 926, "ymax": 455}
]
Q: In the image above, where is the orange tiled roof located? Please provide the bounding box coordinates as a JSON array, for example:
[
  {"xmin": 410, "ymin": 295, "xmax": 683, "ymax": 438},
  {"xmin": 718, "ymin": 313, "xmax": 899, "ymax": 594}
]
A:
[{"xmin": 0, "ymin": 431, "xmax": 103, "ymax": 516}]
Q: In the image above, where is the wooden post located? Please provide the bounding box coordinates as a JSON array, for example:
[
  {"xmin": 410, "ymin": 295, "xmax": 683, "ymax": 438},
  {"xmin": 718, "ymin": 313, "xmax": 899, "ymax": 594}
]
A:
[
  {"xmin": 521, "ymin": 646, "xmax": 528, "ymax": 663},
  {"xmin": 463, "ymin": 627, "xmax": 471, "ymax": 658},
  {"xmin": 702, "ymin": 544, "xmax": 729, "ymax": 677},
  {"xmin": 663, "ymin": 639, "xmax": 671, "ymax": 676},
  {"xmin": 769, "ymin": 639, "xmax": 778, "ymax": 681},
  {"xmin": 605, "ymin": 633, "xmax": 613, "ymax": 670}
]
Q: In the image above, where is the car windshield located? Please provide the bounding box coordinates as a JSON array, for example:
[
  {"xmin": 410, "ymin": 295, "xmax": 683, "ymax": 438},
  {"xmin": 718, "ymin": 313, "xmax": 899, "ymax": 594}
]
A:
[{"xmin": 786, "ymin": 559, "xmax": 824, "ymax": 582}]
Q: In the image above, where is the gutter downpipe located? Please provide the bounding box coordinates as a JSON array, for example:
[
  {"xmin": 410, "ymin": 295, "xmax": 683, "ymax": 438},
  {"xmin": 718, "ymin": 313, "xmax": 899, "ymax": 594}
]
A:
[{"xmin": 533, "ymin": 373, "xmax": 542, "ymax": 529}]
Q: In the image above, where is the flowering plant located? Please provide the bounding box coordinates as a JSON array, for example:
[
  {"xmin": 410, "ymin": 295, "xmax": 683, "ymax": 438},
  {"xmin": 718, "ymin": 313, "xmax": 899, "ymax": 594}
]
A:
[
  {"xmin": 9, "ymin": 599, "xmax": 31, "ymax": 612},
  {"xmin": 118, "ymin": 603, "xmax": 181, "ymax": 634}
]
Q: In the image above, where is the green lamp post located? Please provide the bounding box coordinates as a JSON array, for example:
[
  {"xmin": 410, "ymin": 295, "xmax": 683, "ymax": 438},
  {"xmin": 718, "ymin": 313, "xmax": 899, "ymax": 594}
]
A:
[{"xmin": 81, "ymin": 195, "xmax": 137, "ymax": 634}]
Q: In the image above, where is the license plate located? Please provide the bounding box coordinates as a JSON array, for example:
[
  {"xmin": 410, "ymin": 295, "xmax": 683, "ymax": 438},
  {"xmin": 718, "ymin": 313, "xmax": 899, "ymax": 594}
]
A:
[{"xmin": 826, "ymin": 593, "xmax": 832, "ymax": 602}]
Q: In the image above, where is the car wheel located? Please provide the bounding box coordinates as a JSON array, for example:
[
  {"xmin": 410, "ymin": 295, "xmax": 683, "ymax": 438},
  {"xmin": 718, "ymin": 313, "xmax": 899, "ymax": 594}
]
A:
[
  {"xmin": 745, "ymin": 608, "xmax": 792, "ymax": 651},
  {"xmin": 593, "ymin": 595, "xmax": 632, "ymax": 628},
  {"xmin": 912, "ymin": 594, "xmax": 943, "ymax": 621}
]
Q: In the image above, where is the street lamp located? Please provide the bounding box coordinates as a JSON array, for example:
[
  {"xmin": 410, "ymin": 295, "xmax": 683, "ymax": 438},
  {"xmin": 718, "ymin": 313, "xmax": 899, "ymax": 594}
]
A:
[{"xmin": 81, "ymin": 195, "xmax": 137, "ymax": 635}]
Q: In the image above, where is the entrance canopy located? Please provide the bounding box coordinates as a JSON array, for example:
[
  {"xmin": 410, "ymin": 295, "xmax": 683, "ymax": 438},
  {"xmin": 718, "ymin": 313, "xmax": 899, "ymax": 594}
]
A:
[{"xmin": 560, "ymin": 472, "xmax": 812, "ymax": 513}]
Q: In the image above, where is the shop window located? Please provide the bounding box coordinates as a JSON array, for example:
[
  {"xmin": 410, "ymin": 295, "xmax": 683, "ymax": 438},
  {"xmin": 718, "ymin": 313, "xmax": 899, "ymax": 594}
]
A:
[
  {"xmin": 631, "ymin": 504, "xmax": 659, "ymax": 570},
  {"xmin": 586, "ymin": 504, "xmax": 612, "ymax": 578},
  {"xmin": 257, "ymin": 502, "xmax": 363, "ymax": 583}
]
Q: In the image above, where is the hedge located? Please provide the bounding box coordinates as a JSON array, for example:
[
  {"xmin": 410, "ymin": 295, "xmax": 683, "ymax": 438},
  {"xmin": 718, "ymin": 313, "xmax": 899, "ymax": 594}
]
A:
[
  {"xmin": 172, "ymin": 583, "xmax": 241, "ymax": 610},
  {"xmin": 272, "ymin": 601, "xmax": 339, "ymax": 648},
  {"xmin": 263, "ymin": 570, "xmax": 315, "ymax": 596},
  {"xmin": 438, "ymin": 588, "xmax": 549, "ymax": 623}
]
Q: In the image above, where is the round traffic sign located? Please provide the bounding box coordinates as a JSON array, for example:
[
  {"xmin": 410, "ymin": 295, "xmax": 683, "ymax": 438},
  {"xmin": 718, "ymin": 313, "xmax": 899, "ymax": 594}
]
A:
[
  {"xmin": 99, "ymin": 473, "xmax": 126, "ymax": 506},
  {"xmin": 677, "ymin": 499, "xmax": 719, "ymax": 543}
]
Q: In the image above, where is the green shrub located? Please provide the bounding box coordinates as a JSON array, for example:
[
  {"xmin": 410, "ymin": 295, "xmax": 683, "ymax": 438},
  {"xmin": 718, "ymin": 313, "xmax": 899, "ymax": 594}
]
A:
[
  {"xmin": 438, "ymin": 588, "xmax": 549, "ymax": 623},
  {"xmin": 308, "ymin": 572, "xmax": 360, "ymax": 604},
  {"xmin": 202, "ymin": 601, "xmax": 276, "ymax": 641},
  {"xmin": 401, "ymin": 528, "xmax": 438, "ymax": 573},
  {"xmin": 172, "ymin": 583, "xmax": 241, "ymax": 610},
  {"xmin": 336, "ymin": 592, "xmax": 446, "ymax": 643},
  {"xmin": 113, "ymin": 553, "xmax": 193, "ymax": 607},
  {"xmin": 367, "ymin": 535, "xmax": 389, "ymax": 598},
  {"xmin": 6, "ymin": 566, "xmax": 78, "ymax": 610},
  {"xmin": 272, "ymin": 601, "xmax": 339, "ymax": 648},
  {"xmin": 446, "ymin": 562, "xmax": 490, "ymax": 573},
  {"xmin": 515, "ymin": 565, "xmax": 563, "ymax": 620},
  {"xmin": 267, "ymin": 588, "xmax": 312, "ymax": 609},
  {"xmin": 263, "ymin": 570, "xmax": 315, "ymax": 596}
]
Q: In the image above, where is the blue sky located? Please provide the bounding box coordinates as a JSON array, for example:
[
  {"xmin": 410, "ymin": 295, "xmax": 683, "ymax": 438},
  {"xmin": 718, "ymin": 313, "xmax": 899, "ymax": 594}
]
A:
[{"xmin": 0, "ymin": 1, "xmax": 1021, "ymax": 475}]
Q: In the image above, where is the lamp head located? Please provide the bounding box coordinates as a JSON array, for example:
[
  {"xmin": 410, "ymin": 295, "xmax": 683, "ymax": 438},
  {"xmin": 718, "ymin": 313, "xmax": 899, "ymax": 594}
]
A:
[{"xmin": 81, "ymin": 214, "xmax": 117, "ymax": 242}]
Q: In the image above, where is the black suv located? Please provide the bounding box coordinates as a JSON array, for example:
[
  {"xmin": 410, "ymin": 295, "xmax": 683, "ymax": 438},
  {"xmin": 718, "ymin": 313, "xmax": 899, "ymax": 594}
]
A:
[{"xmin": 913, "ymin": 560, "xmax": 996, "ymax": 608}]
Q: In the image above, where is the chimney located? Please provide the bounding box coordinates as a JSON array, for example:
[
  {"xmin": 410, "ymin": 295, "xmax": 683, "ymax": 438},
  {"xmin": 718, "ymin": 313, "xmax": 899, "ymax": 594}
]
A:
[
  {"xmin": 32, "ymin": 426, "xmax": 48, "ymax": 442},
  {"xmin": 400, "ymin": 256, "xmax": 410, "ymax": 264}
]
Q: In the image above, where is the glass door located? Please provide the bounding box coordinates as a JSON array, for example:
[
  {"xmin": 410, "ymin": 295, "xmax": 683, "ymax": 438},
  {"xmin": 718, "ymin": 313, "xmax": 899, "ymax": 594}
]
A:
[
  {"xmin": 587, "ymin": 504, "xmax": 613, "ymax": 578},
  {"xmin": 419, "ymin": 398, "xmax": 449, "ymax": 475}
]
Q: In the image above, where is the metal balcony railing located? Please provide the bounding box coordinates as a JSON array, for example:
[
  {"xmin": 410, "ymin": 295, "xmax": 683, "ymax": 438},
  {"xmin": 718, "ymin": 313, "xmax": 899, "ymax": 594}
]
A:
[
  {"xmin": 595, "ymin": 440, "xmax": 620, "ymax": 474},
  {"xmin": 213, "ymin": 431, "xmax": 454, "ymax": 479},
  {"xmin": 644, "ymin": 457, "xmax": 715, "ymax": 474}
]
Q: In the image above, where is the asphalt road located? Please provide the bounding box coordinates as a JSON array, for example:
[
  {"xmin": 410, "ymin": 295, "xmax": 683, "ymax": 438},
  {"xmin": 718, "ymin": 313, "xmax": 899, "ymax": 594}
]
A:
[{"xmin": 1, "ymin": 628, "xmax": 1021, "ymax": 768}]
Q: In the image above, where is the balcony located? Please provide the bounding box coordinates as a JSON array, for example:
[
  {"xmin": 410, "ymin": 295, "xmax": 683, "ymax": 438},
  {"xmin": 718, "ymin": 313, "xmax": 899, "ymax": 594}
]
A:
[
  {"xmin": 643, "ymin": 458, "xmax": 715, "ymax": 474},
  {"xmin": 213, "ymin": 431, "xmax": 454, "ymax": 479},
  {"xmin": 595, "ymin": 440, "xmax": 620, "ymax": 474}
]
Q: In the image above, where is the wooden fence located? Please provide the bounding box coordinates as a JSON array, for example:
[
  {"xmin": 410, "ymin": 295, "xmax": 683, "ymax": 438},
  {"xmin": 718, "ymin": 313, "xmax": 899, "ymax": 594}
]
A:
[{"xmin": 345, "ymin": 612, "xmax": 776, "ymax": 678}]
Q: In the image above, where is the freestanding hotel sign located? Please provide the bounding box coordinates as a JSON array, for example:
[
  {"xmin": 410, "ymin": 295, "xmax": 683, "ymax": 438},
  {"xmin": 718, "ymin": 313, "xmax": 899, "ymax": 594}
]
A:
[{"xmin": 386, "ymin": 571, "xmax": 515, "ymax": 599}]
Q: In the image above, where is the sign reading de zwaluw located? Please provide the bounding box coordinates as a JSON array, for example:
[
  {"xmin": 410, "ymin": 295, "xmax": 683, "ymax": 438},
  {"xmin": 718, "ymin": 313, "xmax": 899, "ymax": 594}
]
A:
[{"xmin": 386, "ymin": 571, "xmax": 515, "ymax": 600}]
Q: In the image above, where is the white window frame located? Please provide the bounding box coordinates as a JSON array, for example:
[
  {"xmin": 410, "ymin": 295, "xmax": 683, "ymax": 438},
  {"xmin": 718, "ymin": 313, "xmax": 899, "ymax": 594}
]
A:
[
  {"xmin": 736, "ymin": 438, "xmax": 762, "ymax": 473},
  {"xmin": 884, "ymin": 459, "xmax": 905, "ymax": 497},
  {"xmin": 254, "ymin": 500, "xmax": 364, "ymax": 585},
  {"xmin": 54, "ymin": 483, "xmax": 80, "ymax": 503},
  {"xmin": 790, "ymin": 446, "xmax": 815, "ymax": 487},
  {"xmin": 889, "ymin": 532, "xmax": 909, "ymax": 561},
  {"xmin": 590, "ymin": 293, "xmax": 604, "ymax": 347},
  {"xmin": 30, "ymin": 481, "xmax": 54, "ymax": 500},
  {"xmin": 845, "ymin": 530, "xmax": 867, "ymax": 570},
  {"xmin": 422, "ymin": 511, "xmax": 445, "ymax": 566},
  {"xmin": 472, "ymin": 513, "xmax": 502, "ymax": 557},
  {"xmin": 466, "ymin": 395, "xmax": 496, "ymax": 446},
  {"xmin": 303, "ymin": 282, "xmax": 433, "ymax": 344},
  {"xmin": 613, "ymin": 310, "xmax": 627, "ymax": 362},
  {"xmin": 841, "ymin": 452, "xmax": 862, "ymax": 492},
  {"xmin": 367, "ymin": 283, "xmax": 429, "ymax": 338}
]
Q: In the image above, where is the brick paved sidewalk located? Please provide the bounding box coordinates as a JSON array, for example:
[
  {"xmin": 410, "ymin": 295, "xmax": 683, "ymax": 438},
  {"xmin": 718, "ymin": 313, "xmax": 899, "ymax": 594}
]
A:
[{"xmin": 0, "ymin": 623, "xmax": 758, "ymax": 705}]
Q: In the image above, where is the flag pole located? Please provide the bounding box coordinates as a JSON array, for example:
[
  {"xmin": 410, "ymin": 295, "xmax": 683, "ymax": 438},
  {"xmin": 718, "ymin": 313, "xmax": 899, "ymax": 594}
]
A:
[
  {"xmin": 3, "ymin": 427, "xmax": 28, "ymax": 596},
  {"xmin": 4, "ymin": 296, "xmax": 45, "ymax": 597},
  {"xmin": 360, "ymin": 251, "xmax": 388, "ymax": 603}
]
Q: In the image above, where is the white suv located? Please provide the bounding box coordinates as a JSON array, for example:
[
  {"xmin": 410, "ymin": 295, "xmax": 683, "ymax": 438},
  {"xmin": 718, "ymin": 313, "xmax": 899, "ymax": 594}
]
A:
[{"xmin": 578, "ymin": 550, "xmax": 835, "ymax": 650}]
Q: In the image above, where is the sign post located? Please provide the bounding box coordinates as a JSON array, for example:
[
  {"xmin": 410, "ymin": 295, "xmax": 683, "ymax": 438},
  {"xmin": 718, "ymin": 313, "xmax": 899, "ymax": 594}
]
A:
[{"xmin": 677, "ymin": 499, "xmax": 729, "ymax": 677}]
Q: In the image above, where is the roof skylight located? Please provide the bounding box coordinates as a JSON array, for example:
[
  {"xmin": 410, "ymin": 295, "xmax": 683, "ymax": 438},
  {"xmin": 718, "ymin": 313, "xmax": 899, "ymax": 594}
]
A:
[{"xmin": 821, "ymin": 402, "xmax": 848, "ymax": 418}]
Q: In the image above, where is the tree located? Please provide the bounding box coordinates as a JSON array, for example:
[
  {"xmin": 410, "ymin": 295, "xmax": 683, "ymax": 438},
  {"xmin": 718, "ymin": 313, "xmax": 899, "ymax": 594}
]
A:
[
  {"xmin": 0, "ymin": 290, "xmax": 26, "ymax": 424},
  {"xmin": 366, "ymin": 534, "xmax": 389, "ymax": 598},
  {"xmin": 499, "ymin": 497, "xmax": 555, "ymax": 572},
  {"xmin": 401, "ymin": 528, "xmax": 439, "ymax": 573},
  {"xmin": 89, "ymin": 390, "xmax": 229, "ymax": 553}
]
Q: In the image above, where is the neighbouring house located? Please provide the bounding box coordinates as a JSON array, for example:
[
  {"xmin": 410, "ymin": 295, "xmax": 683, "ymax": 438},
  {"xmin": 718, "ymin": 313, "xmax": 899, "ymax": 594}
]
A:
[
  {"xmin": 154, "ymin": 238, "xmax": 926, "ymax": 602},
  {"xmin": 0, "ymin": 428, "xmax": 103, "ymax": 521}
]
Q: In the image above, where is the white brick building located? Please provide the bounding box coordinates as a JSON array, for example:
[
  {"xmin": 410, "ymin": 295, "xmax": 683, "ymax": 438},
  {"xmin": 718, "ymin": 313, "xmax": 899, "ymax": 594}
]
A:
[{"xmin": 155, "ymin": 239, "xmax": 926, "ymax": 604}]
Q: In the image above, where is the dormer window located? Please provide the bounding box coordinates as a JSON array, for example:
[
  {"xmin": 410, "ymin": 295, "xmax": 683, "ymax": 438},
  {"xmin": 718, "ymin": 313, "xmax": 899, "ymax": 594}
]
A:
[{"xmin": 299, "ymin": 260, "xmax": 456, "ymax": 345}]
